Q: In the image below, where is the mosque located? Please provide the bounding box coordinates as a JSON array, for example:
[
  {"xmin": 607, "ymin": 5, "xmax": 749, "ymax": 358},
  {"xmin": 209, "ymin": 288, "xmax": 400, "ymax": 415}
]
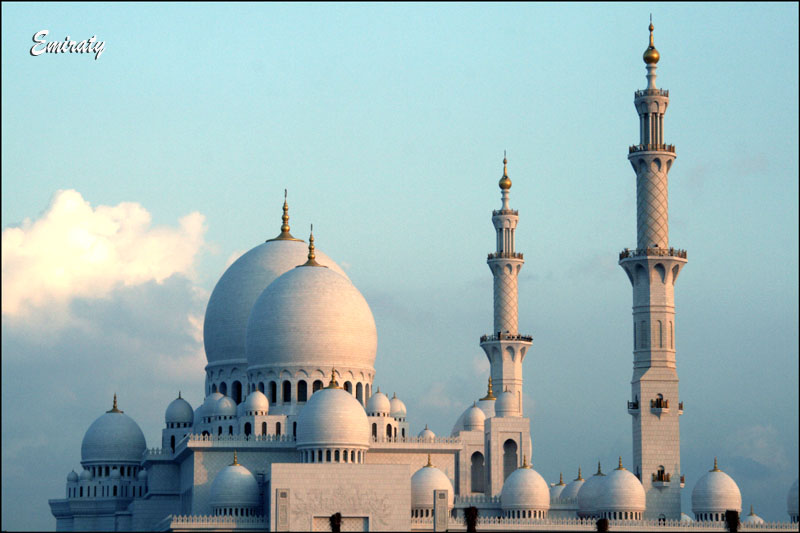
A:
[{"xmin": 49, "ymin": 23, "xmax": 798, "ymax": 532}]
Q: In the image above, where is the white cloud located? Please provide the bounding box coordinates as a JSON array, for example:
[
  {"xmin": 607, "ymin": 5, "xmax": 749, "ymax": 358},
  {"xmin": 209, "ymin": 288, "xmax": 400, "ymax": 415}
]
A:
[
  {"xmin": 724, "ymin": 424, "xmax": 790, "ymax": 471},
  {"xmin": 2, "ymin": 189, "xmax": 206, "ymax": 317}
]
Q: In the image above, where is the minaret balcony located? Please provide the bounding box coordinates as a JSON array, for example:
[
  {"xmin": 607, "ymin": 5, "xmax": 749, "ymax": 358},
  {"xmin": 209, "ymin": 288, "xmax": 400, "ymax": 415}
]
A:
[
  {"xmin": 680, "ymin": 474, "xmax": 685, "ymax": 488},
  {"xmin": 492, "ymin": 208, "xmax": 518, "ymax": 216},
  {"xmin": 678, "ymin": 401, "xmax": 684, "ymax": 415},
  {"xmin": 627, "ymin": 401, "xmax": 639, "ymax": 415},
  {"xmin": 650, "ymin": 398, "xmax": 669, "ymax": 415},
  {"xmin": 651, "ymin": 471, "xmax": 671, "ymax": 488},
  {"xmin": 628, "ymin": 143, "xmax": 675, "ymax": 154},
  {"xmin": 619, "ymin": 247, "xmax": 687, "ymax": 260},
  {"xmin": 480, "ymin": 332, "xmax": 533, "ymax": 344},
  {"xmin": 487, "ymin": 252, "xmax": 524, "ymax": 260},
  {"xmin": 635, "ymin": 88, "xmax": 669, "ymax": 97}
]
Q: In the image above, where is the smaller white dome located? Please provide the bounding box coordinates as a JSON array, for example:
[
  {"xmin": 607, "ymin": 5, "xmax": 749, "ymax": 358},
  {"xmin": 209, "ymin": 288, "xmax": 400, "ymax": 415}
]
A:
[
  {"xmin": 788, "ymin": 479, "xmax": 799, "ymax": 518},
  {"xmin": 418, "ymin": 425, "xmax": 435, "ymax": 441},
  {"xmin": 463, "ymin": 403, "xmax": 486, "ymax": 431},
  {"xmin": 165, "ymin": 393, "xmax": 193, "ymax": 425},
  {"xmin": 79, "ymin": 469, "xmax": 93, "ymax": 481},
  {"xmin": 411, "ymin": 457, "xmax": 454, "ymax": 509},
  {"xmin": 209, "ymin": 454, "xmax": 260, "ymax": 509},
  {"xmin": 559, "ymin": 469, "xmax": 585, "ymax": 502},
  {"xmin": 691, "ymin": 459, "xmax": 742, "ymax": 516},
  {"xmin": 197, "ymin": 392, "xmax": 224, "ymax": 424},
  {"xmin": 366, "ymin": 389, "xmax": 391, "ymax": 416},
  {"xmin": 742, "ymin": 505, "xmax": 765, "ymax": 525},
  {"xmin": 549, "ymin": 474, "xmax": 567, "ymax": 501},
  {"xmin": 594, "ymin": 459, "xmax": 646, "ymax": 514},
  {"xmin": 110, "ymin": 468, "xmax": 121, "ymax": 479},
  {"xmin": 81, "ymin": 396, "xmax": 147, "ymax": 464},
  {"xmin": 495, "ymin": 390, "xmax": 518, "ymax": 417},
  {"xmin": 243, "ymin": 391, "xmax": 269, "ymax": 415},
  {"xmin": 212, "ymin": 396, "xmax": 237, "ymax": 418},
  {"xmin": 67, "ymin": 471, "xmax": 79, "ymax": 483},
  {"xmin": 389, "ymin": 393, "xmax": 407, "ymax": 419},
  {"xmin": 680, "ymin": 513, "xmax": 694, "ymax": 522},
  {"xmin": 477, "ymin": 398, "xmax": 496, "ymax": 418},
  {"xmin": 137, "ymin": 469, "xmax": 148, "ymax": 481},
  {"xmin": 501, "ymin": 461, "xmax": 550, "ymax": 511},
  {"xmin": 577, "ymin": 463, "xmax": 607, "ymax": 517},
  {"xmin": 296, "ymin": 385, "xmax": 370, "ymax": 450}
]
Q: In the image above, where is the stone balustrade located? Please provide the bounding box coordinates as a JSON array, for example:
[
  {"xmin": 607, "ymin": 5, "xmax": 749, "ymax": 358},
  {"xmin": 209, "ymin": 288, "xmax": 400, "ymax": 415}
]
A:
[
  {"xmin": 480, "ymin": 332, "xmax": 533, "ymax": 343},
  {"xmin": 487, "ymin": 252, "xmax": 524, "ymax": 260},
  {"xmin": 635, "ymin": 88, "xmax": 670, "ymax": 97},
  {"xmin": 628, "ymin": 143, "xmax": 676, "ymax": 154},
  {"xmin": 619, "ymin": 247, "xmax": 687, "ymax": 260}
]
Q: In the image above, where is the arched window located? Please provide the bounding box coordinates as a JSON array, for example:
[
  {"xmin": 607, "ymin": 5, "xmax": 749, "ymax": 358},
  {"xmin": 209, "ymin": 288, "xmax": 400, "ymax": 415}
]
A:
[
  {"xmin": 219, "ymin": 382, "xmax": 228, "ymax": 396},
  {"xmin": 282, "ymin": 380, "xmax": 291, "ymax": 403},
  {"xmin": 669, "ymin": 321, "xmax": 674, "ymax": 349},
  {"xmin": 258, "ymin": 382, "xmax": 265, "ymax": 394},
  {"xmin": 212, "ymin": 383, "xmax": 217, "ymax": 393},
  {"xmin": 471, "ymin": 451, "xmax": 485, "ymax": 493},
  {"xmin": 276, "ymin": 422, "xmax": 281, "ymax": 436},
  {"xmin": 503, "ymin": 439, "xmax": 518, "ymax": 481},
  {"xmin": 312, "ymin": 380, "xmax": 323, "ymax": 393},
  {"xmin": 335, "ymin": 450, "xmax": 340, "ymax": 462},
  {"xmin": 170, "ymin": 435, "xmax": 175, "ymax": 451},
  {"xmin": 202, "ymin": 430, "xmax": 209, "ymax": 437},
  {"xmin": 372, "ymin": 423, "xmax": 377, "ymax": 439},
  {"xmin": 80, "ymin": 487, "xmax": 83, "ymax": 497},
  {"xmin": 261, "ymin": 422, "xmax": 267, "ymax": 435},
  {"xmin": 232, "ymin": 381, "xmax": 242, "ymax": 404},
  {"xmin": 344, "ymin": 381, "xmax": 352, "ymax": 393},
  {"xmin": 657, "ymin": 320, "xmax": 663, "ymax": 348},
  {"xmin": 218, "ymin": 426, "xmax": 223, "ymax": 435},
  {"xmin": 297, "ymin": 381, "xmax": 308, "ymax": 402},
  {"xmin": 244, "ymin": 422, "xmax": 252, "ymax": 436},
  {"xmin": 326, "ymin": 450, "xmax": 331, "ymax": 462},
  {"xmin": 113, "ymin": 486, "xmax": 117, "ymax": 497},
  {"xmin": 640, "ymin": 321, "xmax": 648, "ymax": 348},
  {"xmin": 293, "ymin": 422, "xmax": 297, "ymax": 437},
  {"xmin": 356, "ymin": 383, "xmax": 363, "ymax": 404},
  {"xmin": 228, "ymin": 425, "xmax": 233, "ymax": 435},
  {"xmin": 269, "ymin": 381, "xmax": 277, "ymax": 404},
  {"xmin": 402, "ymin": 428, "xmax": 405, "ymax": 438},
  {"xmin": 386, "ymin": 423, "xmax": 392, "ymax": 439}
]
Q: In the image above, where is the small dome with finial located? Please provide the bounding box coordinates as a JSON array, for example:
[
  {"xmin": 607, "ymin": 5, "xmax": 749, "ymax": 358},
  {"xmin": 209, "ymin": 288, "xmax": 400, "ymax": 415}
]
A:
[
  {"xmin": 643, "ymin": 19, "xmax": 660, "ymax": 64},
  {"xmin": 418, "ymin": 424, "xmax": 436, "ymax": 441},
  {"xmin": 560, "ymin": 467, "xmax": 585, "ymax": 502},
  {"xmin": 499, "ymin": 153, "xmax": 512, "ymax": 190}
]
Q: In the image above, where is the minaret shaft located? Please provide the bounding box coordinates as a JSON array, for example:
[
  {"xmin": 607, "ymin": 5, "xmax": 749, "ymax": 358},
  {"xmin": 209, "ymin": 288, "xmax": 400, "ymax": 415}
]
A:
[{"xmin": 620, "ymin": 23, "xmax": 686, "ymax": 521}]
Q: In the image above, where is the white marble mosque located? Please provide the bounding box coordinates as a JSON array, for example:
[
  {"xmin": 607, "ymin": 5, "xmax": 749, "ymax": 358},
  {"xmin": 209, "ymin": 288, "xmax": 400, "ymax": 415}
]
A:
[{"xmin": 49, "ymin": 22, "xmax": 798, "ymax": 532}]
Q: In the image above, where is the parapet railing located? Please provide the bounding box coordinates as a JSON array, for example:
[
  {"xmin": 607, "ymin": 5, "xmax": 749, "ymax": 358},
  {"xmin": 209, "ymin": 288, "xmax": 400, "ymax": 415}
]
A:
[
  {"xmin": 627, "ymin": 401, "xmax": 639, "ymax": 410},
  {"xmin": 635, "ymin": 88, "xmax": 669, "ymax": 97},
  {"xmin": 480, "ymin": 333, "xmax": 533, "ymax": 343},
  {"xmin": 487, "ymin": 252, "xmax": 524, "ymax": 260},
  {"xmin": 185, "ymin": 433, "xmax": 295, "ymax": 444},
  {"xmin": 371, "ymin": 435, "xmax": 462, "ymax": 445},
  {"xmin": 628, "ymin": 143, "xmax": 676, "ymax": 154},
  {"xmin": 143, "ymin": 448, "xmax": 172, "ymax": 459},
  {"xmin": 652, "ymin": 471, "xmax": 672, "ymax": 482},
  {"xmin": 167, "ymin": 514, "xmax": 266, "ymax": 526},
  {"xmin": 651, "ymin": 398, "xmax": 669, "ymax": 409},
  {"xmin": 492, "ymin": 209, "xmax": 519, "ymax": 216},
  {"xmin": 455, "ymin": 494, "xmax": 501, "ymax": 505},
  {"xmin": 619, "ymin": 247, "xmax": 687, "ymax": 260},
  {"xmin": 444, "ymin": 515, "xmax": 798, "ymax": 530}
]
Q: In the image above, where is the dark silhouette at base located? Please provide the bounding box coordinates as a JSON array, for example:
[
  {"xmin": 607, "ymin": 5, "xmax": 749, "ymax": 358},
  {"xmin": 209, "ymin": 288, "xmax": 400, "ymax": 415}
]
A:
[
  {"xmin": 329, "ymin": 511, "xmax": 342, "ymax": 533},
  {"xmin": 464, "ymin": 506, "xmax": 478, "ymax": 533},
  {"xmin": 725, "ymin": 510, "xmax": 740, "ymax": 533},
  {"xmin": 596, "ymin": 517, "xmax": 609, "ymax": 532}
]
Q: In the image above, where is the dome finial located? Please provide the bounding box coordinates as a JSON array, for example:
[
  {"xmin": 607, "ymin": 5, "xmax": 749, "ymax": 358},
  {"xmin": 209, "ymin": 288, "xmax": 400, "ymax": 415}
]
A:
[
  {"xmin": 575, "ymin": 466, "xmax": 583, "ymax": 481},
  {"xmin": 499, "ymin": 151, "xmax": 512, "ymax": 190},
  {"xmin": 326, "ymin": 368, "xmax": 341, "ymax": 389},
  {"xmin": 107, "ymin": 393, "xmax": 123, "ymax": 413},
  {"xmin": 596, "ymin": 461, "xmax": 604, "ymax": 475},
  {"xmin": 480, "ymin": 377, "xmax": 496, "ymax": 401},
  {"xmin": 266, "ymin": 189, "xmax": 303, "ymax": 242},
  {"xmin": 298, "ymin": 224, "xmax": 327, "ymax": 267},
  {"xmin": 426, "ymin": 454, "xmax": 434, "ymax": 467},
  {"xmin": 522, "ymin": 454, "xmax": 531, "ymax": 469},
  {"xmin": 616, "ymin": 456, "xmax": 625, "ymax": 470},
  {"xmin": 558, "ymin": 472, "xmax": 564, "ymax": 485},
  {"xmin": 643, "ymin": 15, "xmax": 660, "ymax": 65},
  {"xmin": 231, "ymin": 450, "xmax": 239, "ymax": 466},
  {"xmin": 711, "ymin": 457, "xmax": 720, "ymax": 472},
  {"xmin": 178, "ymin": 390, "xmax": 181, "ymax": 399},
  {"xmin": 749, "ymin": 504, "xmax": 755, "ymax": 516}
]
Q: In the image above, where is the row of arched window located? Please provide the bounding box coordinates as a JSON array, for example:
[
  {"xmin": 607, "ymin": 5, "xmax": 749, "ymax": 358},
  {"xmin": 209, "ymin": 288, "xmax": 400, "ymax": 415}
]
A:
[
  {"xmin": 599, "ymin": 511, "xmax": 642, "ymax": 520},
  {"xmin": 412, "ymin": 509, "xmax": 434, "ymax": 518},
  {"xmin": 246, "ymin": 379, "xmax": 372, "ymax": 406},
  {"xmin": 696, "ymin": 512, "xmax": 729, "ymax": 522},
  {"xmin": 634, "ymin": 319, "xmax": 674, "ymax": 350},
  {"xmin": 301, "ymin": 448, "xmax": 364, "ymax": 464},
  {"xmin": 370, "ymin": 422, "xmax": 405, "ymax": 440},
  {"xmin": 82, "ymin": 465, "xmax": 140, "ymax": 478},
  {"xmin": 167, "ymin": 422, "xmax": 190, "ymax": 428},
  {"xmin": 505, "ymin": 509, "xmax": 546, "ymax": 519},
  {"xmin": 208, "ymin": 380, "xmax": 244, "ymax": 404},
  {"xmin": 68, "ymin": 484, "xmax": 144, "ymax": 499},
  {"xmin": 214, "ymin": 507, "xmax": 258, "ymax": 517}
]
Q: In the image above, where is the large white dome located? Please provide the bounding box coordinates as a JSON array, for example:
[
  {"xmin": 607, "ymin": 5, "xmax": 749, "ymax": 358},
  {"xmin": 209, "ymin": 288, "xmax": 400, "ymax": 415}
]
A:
[
  {"xmin": 577, "ymin": 464, "xmax": 606, "ymax": 517},
  {"xmin": 691, "ymin": 459, "xmax": 742, "ymax": 515},
  {"xmin": 246, "ymin": 265, "xmax": 376, "ymax": 373},
  {"xmin": 411, "ymin": 459, "xmax": 454, "ymax": 509},
  {"xmin": 204, "ymin": 237, "xmax": 347, "ymax": 366},
  {"xmin": 209, "ymin": 456, "xmax": 260, "ymax": 509},
  {"xmin": 594, "ymin": 460, "xmax": 646, "ymax": 514},
  {"xmin": 501, "ymin": 463, "xmax": 550, "ymax": 511},
  {"xmin": 296, "ymin": 386, "xmax": 370, "ymax": 450},
  {"xmin": 81, "ymin": 398, "xmax": 146, "ymax": 465}
]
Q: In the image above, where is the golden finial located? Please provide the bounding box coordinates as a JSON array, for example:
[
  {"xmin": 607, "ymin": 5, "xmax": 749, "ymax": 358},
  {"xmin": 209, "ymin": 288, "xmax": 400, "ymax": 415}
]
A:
[
  {"xmin": 558, "ymin": 472, "xmax": 565, "ymax": 485},
  {"xmin": 710, "ymin": 457, "xmax": 720, "ymax": 472},
  {"xmin": 499, "ymin": 151, "xmax": 512, "ymax": 190},
  {"xmin": 178, "ymin": 391, "xmax": 182, "ymax": 399},
  {"xmin": 616, "ymin": 456, "xmax": 625, "ymax": 470},
  {"xmin": 377, "ymin": 386, "xmax": 381, "ymax": 394},
  {"xmin": 266, "ymin": 189, "xmax": 303, "ymax": 242},
  {"xmin": 643, "ymin": 16, "xmax": 660, "ymax": 65},
  {"xmin": 575, "ymin": 466, "xmax": 584, "ymax": 481},
  {"xmin": 426, "ymin": 454, "xmax": 434, "ymax": 467},
  {"xmin": 424, "ymin": 424, "xmax": 429, "ymax": 430},
  {"xmin": 326, "ymin": 368, "xmax": 341, "ymax": 389},
  {"xmin": 596, "ymin": 461, "xmax": 605, "ymax": 476},
  {"xmin": 393, "ymin": 392, "xmax": 397, "ymax": 399},
  {"xmin": 298, "ymin": 224, "xmax": 327, "ymax": 267},
  {"xmin": 480, "ymin": 377, "xmax": 496, "ymax": 401},
  {"xmin": 231, "ymin": 450, "xmax": 239, "ymax": 466},
  {"xmin": 749, "ymin": 505, "xmax": 755, "ymax": 516},
  {"xmin": 107, "ymin": 393, "xmax": 123, "ymax": 413},
  {"xmin": 522, "ymin": 455, "xmax": 531, "ymax": 469}
]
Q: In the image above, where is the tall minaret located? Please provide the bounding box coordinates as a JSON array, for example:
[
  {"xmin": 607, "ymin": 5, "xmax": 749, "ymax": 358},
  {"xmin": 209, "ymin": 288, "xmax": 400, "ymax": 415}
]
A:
[
  {"xmin": 480, "ymin": 154, "xmax": 532, "ymax": 415},
  {"xmin": 619, "ymin": 21, "xmax": 686, "ymax": 520}
]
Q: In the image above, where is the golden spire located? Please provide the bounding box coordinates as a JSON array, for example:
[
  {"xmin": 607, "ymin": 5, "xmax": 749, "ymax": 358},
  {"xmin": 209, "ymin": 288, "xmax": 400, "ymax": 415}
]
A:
[
  {"xmin": 749, "ymin": 505, "xmax": 755, "ymax": 516},
  {"xmin": 426, "ymin": 454, "xmax": 434, "ymax": 467},
  {"xmin": 393, "ymin": 392, "xmax": 397, "ymax": 399},
  {"xmin": 522, "ymin": 455, "xmax": 531, "ymax": 469},
  {"xmin": 616, "ymin": 456, "xmax": 625, "ymax": 470},
  {"xmin": 178, "ymin": 391, "xmax": 181, "ymax": 399},
  {"xmin": 710, "ymin": 457, "xmax": 720, "ymax": 472},
  {"xmin": 231, "ymin": 450, "xmax": 239, "ymax": 466},
  {"xmin": 107, "ymin": 393, "xmax": 123, "ymax": 413},
  {"xmin": 643, "ymin": 15, "xmax": 660, "ymax": 65},
  {"xmin": 557, "ymin": 472, "xmax": 565, "ymax": 486},
  {"xmin": 266, "ymin": 189, "xmax": 303, "ymax": 242},
  {"xmin": 325, "ymin": 368, "xmax": 341, "ymax": 389},
  {"xmin": 480, "ymin": 377, "xmax": 496, "ymax": 401},
  {"xmin": 575, "ymin": 466, "xmax": 584, "ymax": 481},
  {"xmin": 499, "ymin": 151, "xmax": 512, "ymax": 190},
  {"xmin": 595, "ymin": 461, "xmax": 605, "ymax": 476},
  {"xmin": 298, "ymin": 224, "xmax": 327, "ymax": 267}
]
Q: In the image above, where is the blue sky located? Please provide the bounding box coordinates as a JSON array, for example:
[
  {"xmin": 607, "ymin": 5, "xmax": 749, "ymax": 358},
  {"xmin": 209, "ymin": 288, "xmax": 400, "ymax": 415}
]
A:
[{"xmin": 2, "ymin": 3, "xmax": 797, "ymax": 530}]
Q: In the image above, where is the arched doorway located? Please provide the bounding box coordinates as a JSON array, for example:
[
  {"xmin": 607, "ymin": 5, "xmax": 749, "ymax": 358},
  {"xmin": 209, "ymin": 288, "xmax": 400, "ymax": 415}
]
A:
[
  {"xmin": 471, "ymin": 451, "xmax": 485, "ymax": 493},
  {"xmin": 503, "ymin": 439, "xmax": 518, "ymax": 481}
]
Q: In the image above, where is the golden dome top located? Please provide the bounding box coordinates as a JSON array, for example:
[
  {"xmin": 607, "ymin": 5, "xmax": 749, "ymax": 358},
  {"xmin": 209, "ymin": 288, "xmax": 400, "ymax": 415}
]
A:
[
  {"xmin": 643, "ymin": 21, "xmax": 660, "ymax": 64},
  {"xmin": 499, "ymin": 152, "xmax": 512, "ymax": 190}
]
